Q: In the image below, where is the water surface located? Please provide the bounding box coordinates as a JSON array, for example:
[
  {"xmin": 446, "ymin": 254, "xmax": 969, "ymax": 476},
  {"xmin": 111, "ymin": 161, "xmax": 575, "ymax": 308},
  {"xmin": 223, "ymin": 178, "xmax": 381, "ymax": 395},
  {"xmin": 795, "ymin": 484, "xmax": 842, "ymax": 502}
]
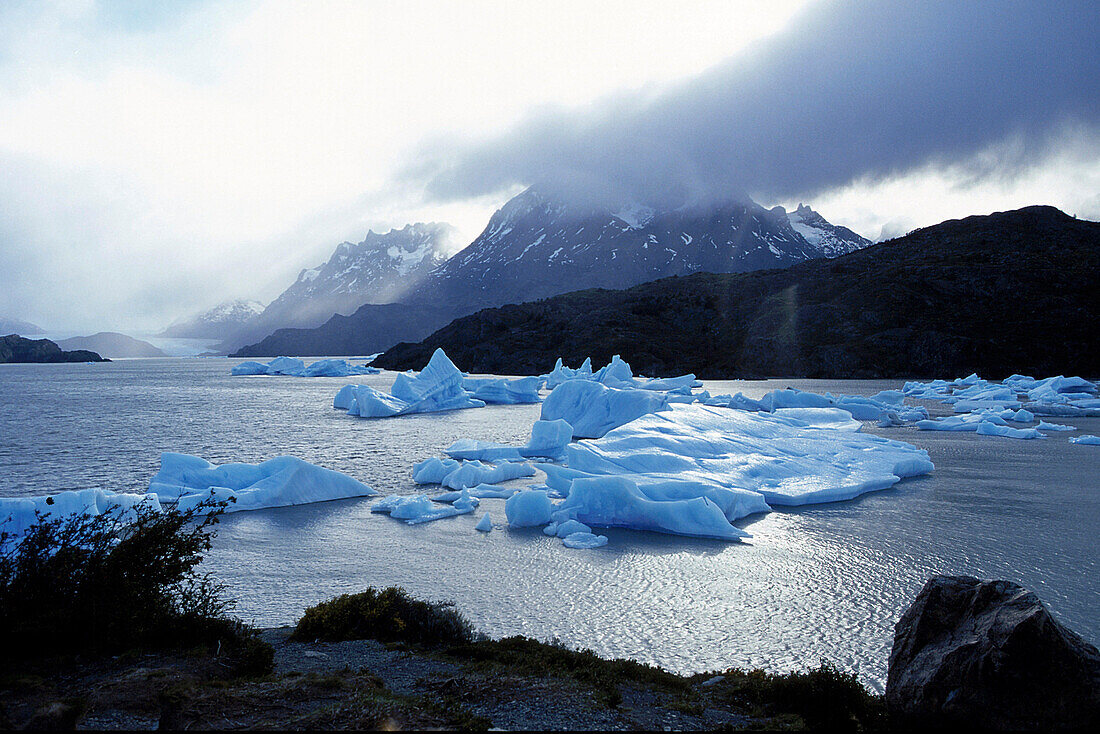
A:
[{"xmin": 2, "ymin": 358, "xmax": 1097, "ymax": 691}]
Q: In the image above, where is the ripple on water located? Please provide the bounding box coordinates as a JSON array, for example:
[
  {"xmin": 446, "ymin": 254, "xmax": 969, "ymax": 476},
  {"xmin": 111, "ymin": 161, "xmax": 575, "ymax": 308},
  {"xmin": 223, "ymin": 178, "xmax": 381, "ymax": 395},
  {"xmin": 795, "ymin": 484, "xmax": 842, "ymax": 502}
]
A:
[{"xmin": 1, "ymin": 360, "xmax": 1098, "ymax": 691}]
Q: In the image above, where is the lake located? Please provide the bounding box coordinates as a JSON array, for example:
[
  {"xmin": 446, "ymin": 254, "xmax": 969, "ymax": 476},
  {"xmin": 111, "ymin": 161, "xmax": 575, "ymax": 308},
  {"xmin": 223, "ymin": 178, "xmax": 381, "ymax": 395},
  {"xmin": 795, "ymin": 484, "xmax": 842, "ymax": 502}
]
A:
[{"xmin": 1, "ymin": 358, "xmax": 1097, "ymax": 692}]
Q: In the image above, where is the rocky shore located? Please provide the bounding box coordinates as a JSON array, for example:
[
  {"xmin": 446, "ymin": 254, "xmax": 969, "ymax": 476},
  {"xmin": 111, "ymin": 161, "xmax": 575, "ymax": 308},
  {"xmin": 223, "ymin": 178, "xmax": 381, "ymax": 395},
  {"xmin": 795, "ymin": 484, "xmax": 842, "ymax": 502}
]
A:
[{"xmin": 4, "ymin": 577, "xmax": 1098, "ymax": 730}]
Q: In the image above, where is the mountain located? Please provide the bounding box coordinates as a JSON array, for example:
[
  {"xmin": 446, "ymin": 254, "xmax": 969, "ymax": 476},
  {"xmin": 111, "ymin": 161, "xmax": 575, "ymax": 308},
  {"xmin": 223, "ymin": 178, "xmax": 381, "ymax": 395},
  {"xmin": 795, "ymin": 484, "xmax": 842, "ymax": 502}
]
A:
[
  {"xmin": 403, "ymin": 188, "xmax": 870, "ymax": 314},
  {"xmin": 222, "ymin": 223, "xmax": 458, "ymax": 350},
  {"xmin": 161, "ymin": 299, "xmax": 266, "ymax": 340},
  {"xmin": 56, "ymin": 332, "xmax": 167, "ymax": 358},
  {"xmin": 787, "ymin": 203, "xmax": 871, "ymax": 257},
  {"xmin": 1, "ymin": 334, "xmax": 107, "ymax": 364},
  {"xmin": 0, "ymin": 317, "xmax": 44, "ymax": 336},
  {"xmin": 374, "ymin": 206, "xmax": 1099, "ymax": 379},
  {"xmin": 233, "ymin": 188, "xmax": 868, "ymax": 356},
  {"xmin": 231, "ymin": 303, "xmax": 456, "ymax": 358}
]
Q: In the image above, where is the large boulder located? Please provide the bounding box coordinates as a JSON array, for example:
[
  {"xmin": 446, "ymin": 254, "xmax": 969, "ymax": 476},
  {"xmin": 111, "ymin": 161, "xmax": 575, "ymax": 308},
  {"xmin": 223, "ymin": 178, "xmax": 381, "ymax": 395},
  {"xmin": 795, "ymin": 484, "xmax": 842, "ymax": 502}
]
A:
[{"xmin": 886, "ymin": 575, "xmax": 1100, "ymax": 729}]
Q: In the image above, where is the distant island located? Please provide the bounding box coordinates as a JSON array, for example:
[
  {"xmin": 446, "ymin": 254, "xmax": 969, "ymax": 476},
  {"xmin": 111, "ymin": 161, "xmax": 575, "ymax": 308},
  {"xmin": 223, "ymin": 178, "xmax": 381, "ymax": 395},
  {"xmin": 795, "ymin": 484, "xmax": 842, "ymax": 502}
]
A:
[
  {"xmin": 56, "ymin": 332, "xmax": 166, "ymax": 359},
  {"xmin": 375, "ymin": 206, "xmax": 1099, "ymax": 379},
  {"xmin": 0, "ymin": 334, "xmax": 108, "ymax": 364}
]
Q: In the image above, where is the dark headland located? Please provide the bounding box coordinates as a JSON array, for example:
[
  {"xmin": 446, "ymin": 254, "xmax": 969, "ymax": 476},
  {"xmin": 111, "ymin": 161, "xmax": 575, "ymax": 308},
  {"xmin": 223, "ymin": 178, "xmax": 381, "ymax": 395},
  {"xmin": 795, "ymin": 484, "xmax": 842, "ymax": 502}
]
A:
[
  {"xmin": 375, "ymin": 206, "xmax": 1099, "ymax": 379},
  {"xmin": 0, "ymin": 334, "xmax": 108, "ymax": 364}
]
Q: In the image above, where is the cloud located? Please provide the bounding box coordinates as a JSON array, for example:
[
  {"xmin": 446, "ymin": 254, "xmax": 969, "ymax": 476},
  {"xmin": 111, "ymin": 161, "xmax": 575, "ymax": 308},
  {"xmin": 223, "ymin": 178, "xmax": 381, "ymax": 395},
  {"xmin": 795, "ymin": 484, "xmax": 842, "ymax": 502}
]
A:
[
  {"xmin": 1, "ymin": 0, "xmax": 802, "ymax": 332},
  {"xmin": 407, "ymin": 0, "xmax": 1100, "ymax": 210}
]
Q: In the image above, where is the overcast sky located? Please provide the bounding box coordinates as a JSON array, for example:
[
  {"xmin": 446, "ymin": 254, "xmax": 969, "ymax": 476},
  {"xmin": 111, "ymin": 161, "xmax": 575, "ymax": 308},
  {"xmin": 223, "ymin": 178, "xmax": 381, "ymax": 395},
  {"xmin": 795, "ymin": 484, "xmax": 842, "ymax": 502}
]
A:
[{"xmin": 1, "ymin": 0, "xmax": 1097, "ymax": 334}]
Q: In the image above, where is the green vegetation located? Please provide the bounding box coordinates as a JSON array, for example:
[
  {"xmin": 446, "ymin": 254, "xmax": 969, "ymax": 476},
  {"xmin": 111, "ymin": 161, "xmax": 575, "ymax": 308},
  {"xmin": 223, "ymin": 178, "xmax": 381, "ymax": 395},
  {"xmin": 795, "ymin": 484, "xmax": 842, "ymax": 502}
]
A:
[
  {"xmin": 291, "ymin": 586, "xmax": 477, "ymax": 646},
  {"xmin": 446, "ymin": 635, "xmax": 692, "ymax": 707},
  {"xmin": 713, "ymin": 662, "xmax": 885, "ymax": 730},
  {"xmin": 0, "ymin": 499, "xmax": 272, "ymax": 677}
]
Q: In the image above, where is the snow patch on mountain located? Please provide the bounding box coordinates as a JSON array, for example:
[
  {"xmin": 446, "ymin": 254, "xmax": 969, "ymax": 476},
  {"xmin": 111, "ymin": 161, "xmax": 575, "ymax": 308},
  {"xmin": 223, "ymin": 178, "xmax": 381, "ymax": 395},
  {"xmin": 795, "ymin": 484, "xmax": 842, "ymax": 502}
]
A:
[{"xmin": 787, "ymin": 203, "xmax": 871, "ymax": 257}]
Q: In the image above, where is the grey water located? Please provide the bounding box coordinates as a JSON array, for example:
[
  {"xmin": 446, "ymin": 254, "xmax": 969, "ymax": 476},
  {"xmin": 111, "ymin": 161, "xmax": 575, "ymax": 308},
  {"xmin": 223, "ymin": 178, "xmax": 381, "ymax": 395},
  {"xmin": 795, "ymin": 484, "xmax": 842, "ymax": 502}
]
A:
[{"xmin": 1, "ymin": 358, "xmax": 1098, "ymax": 692}]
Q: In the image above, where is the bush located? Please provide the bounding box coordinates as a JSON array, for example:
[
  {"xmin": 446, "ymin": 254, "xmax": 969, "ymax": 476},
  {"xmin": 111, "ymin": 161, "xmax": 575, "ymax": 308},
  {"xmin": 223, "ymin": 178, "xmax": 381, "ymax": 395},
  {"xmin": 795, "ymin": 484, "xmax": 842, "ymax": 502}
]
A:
[
  {"xmin": 718, "ymin": 661, "xmax": 883, "ymax": 730},
  {"xmin": 444, "ymin": 636, "xmax": 690, "ymax": 707},
  {"xmin": 291, "ymin": 587, "xmax": 476, "ymax": 646},
  {"xmin": 0, "ymin": 498, "xmax": 271, "ymax": 675}
]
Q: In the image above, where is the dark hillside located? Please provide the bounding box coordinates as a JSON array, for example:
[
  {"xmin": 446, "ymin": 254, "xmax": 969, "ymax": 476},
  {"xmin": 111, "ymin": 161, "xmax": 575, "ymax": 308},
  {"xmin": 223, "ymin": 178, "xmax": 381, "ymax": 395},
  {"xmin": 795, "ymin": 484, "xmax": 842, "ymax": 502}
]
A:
[
  {"xmin": 0, "ymin": 334, "xmax": 107, "ymax": 364},
  {"xmin": 374, "ymin": 206, "xmax": 1099, "ymax": 379}
]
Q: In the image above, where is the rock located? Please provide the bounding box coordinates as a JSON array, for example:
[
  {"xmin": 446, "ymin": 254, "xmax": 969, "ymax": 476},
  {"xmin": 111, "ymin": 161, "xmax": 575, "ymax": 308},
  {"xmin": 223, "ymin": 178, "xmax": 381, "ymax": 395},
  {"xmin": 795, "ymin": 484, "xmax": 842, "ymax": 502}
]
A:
[{"xmin": 886, "ymin": 575, "xmax": 1100, "ymax": 729}]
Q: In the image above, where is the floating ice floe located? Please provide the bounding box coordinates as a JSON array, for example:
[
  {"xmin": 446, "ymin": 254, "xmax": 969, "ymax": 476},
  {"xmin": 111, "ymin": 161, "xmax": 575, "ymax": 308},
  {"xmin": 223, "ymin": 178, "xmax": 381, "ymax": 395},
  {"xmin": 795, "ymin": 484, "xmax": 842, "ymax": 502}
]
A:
[
  {"xmin": 540, "ymin": 380, "xmax": 671, "ymax": 438},
  {"xmin": 371, "ymin": 492, "xmax": 476, "ymax": 524},
  {"xmin": 974, "ymin": 421, "xmax": 1045, "ymax": 439},
  {"xmin": 710, "ymin": 387, "xmax": 927, "ymax": 424},
  {"xmin": 339, "ymin": 349, "xmax": 486, "ymax": 419},
  {"xmin": 562, "ymin": 404, "xmax": 933, "ymax": 509},
  {"xmin": 903, "ymin": 374, "xmax": 1100, "ymax": 422},
  {"xmin": 232, "ymin": 357, "xmax": 377, "ymax": 377},
  {"xmin": 1070, "ymin": 435, "xmax": 1100, "ymax": 445},
  {"xmin": 562, "ymin": 531, "xmax": 609, "ymax": 549},
  {"xmin": 444, "ymin": 419, "xmax": 574, "ymax": 462},
  {"xmin": 412, "ymin": 457, "xmax": 535, "ymax": 490},
  {"xmin": 0, "ymin": 489, "xmax": 162, "ymax": 540},
  {"xmin": 504, "ymin": 489, "xmax": 554, "ymax": 527},
  {"xmin": 542, "ymin": 355, "xmax": 701, "ymax": 394},
  {"xmin": 462, "ymin": 376, "xmax": 542, "ymax": 404},
  {"xmin": 1036, "ymin": 420, "xmax": 1076, "ymax": 431},
  {"xmin": 916, "ymin": 413, "xmax": 1008, "ymax": 432},
  {"xmin": 148, "ymin": 453, "xmax": 376, "ymax": 513}
]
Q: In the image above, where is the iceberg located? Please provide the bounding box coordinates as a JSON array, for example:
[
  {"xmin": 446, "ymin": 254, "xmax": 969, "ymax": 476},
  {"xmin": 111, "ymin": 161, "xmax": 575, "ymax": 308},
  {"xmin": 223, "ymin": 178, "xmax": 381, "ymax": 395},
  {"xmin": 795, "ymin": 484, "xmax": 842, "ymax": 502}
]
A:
[
  {"xmin": 1037, "ymin": 420, "xmax": 1076, "ymax": 431},
  {"xmin": 542, "ymin": 355, "xmax": 698, "ymax": 395},
  {"xmin": 544, "ymin": 357, "xmax": 594, "ymax": 389},
  {"xmin": 505, "ymin": 489, "xmax": 554, "ymax": 527},
  {"xmin": 235, "ymin": 357, "xmax": 377, "ymax": 378},
  {"xmin": 462, "ymin": 376, "xmax": 542, "ymax": 404},
  {"xmin": 148, "ymin": 453, "xmax": 376, "ymax": 513},
  {"xmin": 1070, "ymin": 435, "xmax": 1100, "ymax": 445},
  {"xmin": 974, "ymin": 421, "xmax": 1045, "ymax": 440},
  {"xmin": 266, "ymin": 356, "xmax": 306, "ymax": 376},
  {"xmin": 303, "ymin": 358, "xmax": 365, "ymax": 377},
  {"xmin": 771, "ymin": 407, "xmax": 862, "ymax": 431},
  {"xmin": 540, "ymin": 380, "xmax": 670, "ymax": 438},
  {"xmin": 552, "ymin": 476, "xmax": 750, "ymax": 540},
  {"xmin": 0, "ymin": 489, "xmax": 161, "ymax": 540},
  {"xmin": 440, "ymin": 460, "xmax": 535, "ymax": 490},
  {"xmin": 333, "ymin": 384, "xmax": 357, "ymax": 410},
  {"xmin": 412, "ymin": 458, "xmax": 535, "ymax": 490},
  {"xmin": 565, "ymin": 404, "xmax": 933, "ymax": 508},
  {"xmin": 338, "ymin": 349, "xmax": 486, "ymax": 419},
  {"xmin": 475, "ymin": 513, "xmax": 493, "ymax": 532},
  {"xmin": 562, "ymin": 531, "xmax": 609, "ymax": 549},
  {"xmin": 371, "ymin": 494, "xmax": 475, "ymax": 524},
  {"xmin": 444, "ymin": 419, "xmax": 575, "ymax": 463},
  {"xmin": 759, "ymin": 388, "xmax": 834, "ymax": 411},
  {"xmin": 412, "ymin": 457, "xmax": 461, "ymax": 484},
  {"xmin": 444, "ymin": 440, "xmax": 523, "ymax": 462},
  {"xmin": 915, "ymin": 413, "xmax": 1008, "ymax": 432},
  {"xmin": 544, "ymin": 518, "xmax": 592, "ymax": 537},
  {"xmin": 231, "ymin": 361, "xmax": 269, "ymax": 376}
]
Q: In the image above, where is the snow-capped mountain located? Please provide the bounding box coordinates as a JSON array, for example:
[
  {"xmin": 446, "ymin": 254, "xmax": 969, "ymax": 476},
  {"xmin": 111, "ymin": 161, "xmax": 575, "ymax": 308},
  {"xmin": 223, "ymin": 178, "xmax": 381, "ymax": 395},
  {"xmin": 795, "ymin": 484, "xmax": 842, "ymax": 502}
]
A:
[
  {"xmin": 232, "ymin": 190, "xmax": 870, "ymax": 357},
  {"xmin": 223, "ymin": 223, "xmax": 457, "ymax": 349},
  {"xmin": 786, "ymin": 203, "xmax": 870, "ymax": 257},
  {"xmin": 161, "ymin": 299, "xmax": 265, "ymax": 339},
  {"xmin": 408, "ymin": 188, "xmax": 869, "ymax": 312}
]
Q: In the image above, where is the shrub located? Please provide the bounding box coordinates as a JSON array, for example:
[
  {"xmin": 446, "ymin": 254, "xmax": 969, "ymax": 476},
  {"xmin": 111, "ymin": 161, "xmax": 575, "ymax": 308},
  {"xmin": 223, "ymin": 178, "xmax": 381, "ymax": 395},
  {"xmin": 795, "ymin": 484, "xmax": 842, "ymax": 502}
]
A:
[
  {"xmin": 0, "ymin": 498, "xmax": 271, "ymax": 675},
  {"xmin": 718, "ymin": 661, "xmax": 883, "ymax": 730},
  {"xmin": 291, "ymin": 587, "xmax": 476, "ymax": 646},
  {"xmin": 444, "ymin": 636, "xmax": 690, "ymax": 707}
]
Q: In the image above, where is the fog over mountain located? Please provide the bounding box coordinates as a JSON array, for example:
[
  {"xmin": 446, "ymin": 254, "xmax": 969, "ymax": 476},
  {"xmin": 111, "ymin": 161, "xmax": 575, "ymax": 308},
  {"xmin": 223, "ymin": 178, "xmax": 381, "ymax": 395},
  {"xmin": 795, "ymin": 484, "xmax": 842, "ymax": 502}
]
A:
[
  {"xmin": 406, "ymin": 0, "xmax": 1099, "ymax": 212},
  {"xmin": 0, "ymin": 0, "xmax": 1096, "ymax": 333}
]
